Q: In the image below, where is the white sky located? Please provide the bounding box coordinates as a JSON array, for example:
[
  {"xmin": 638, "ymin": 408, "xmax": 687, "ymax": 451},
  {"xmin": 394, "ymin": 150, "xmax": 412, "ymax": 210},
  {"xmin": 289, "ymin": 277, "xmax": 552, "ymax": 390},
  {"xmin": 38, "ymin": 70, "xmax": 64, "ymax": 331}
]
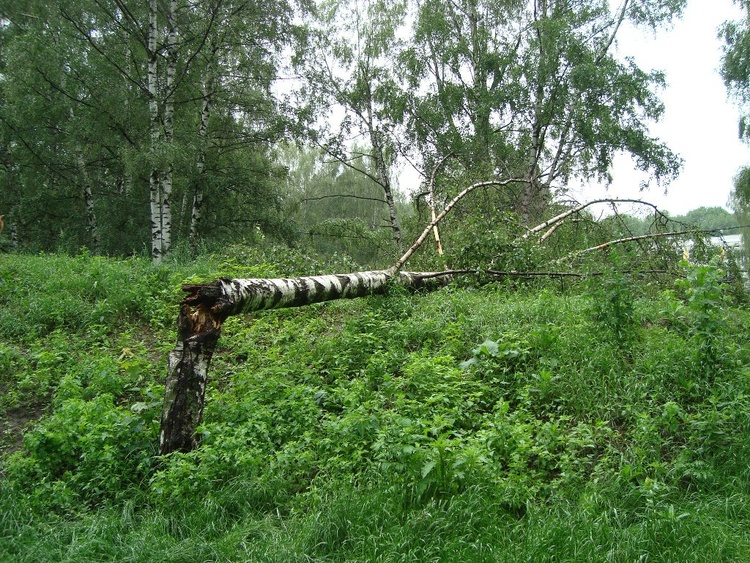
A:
[{"xmin": 573, "ymin": 0, "xmax": 750, "ymax": 216}]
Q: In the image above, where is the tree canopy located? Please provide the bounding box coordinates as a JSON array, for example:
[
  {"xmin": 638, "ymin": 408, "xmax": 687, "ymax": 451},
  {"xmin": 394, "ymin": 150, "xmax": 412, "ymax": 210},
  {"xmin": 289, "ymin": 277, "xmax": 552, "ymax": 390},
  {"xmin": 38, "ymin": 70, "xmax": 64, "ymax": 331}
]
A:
[
  {"xmin": 0, "ymin": 0, "xmax": 690, "ymax": 261},
  {"xmin": 721, "ymin": 2, "xmax": 750, "ymax": 262}
]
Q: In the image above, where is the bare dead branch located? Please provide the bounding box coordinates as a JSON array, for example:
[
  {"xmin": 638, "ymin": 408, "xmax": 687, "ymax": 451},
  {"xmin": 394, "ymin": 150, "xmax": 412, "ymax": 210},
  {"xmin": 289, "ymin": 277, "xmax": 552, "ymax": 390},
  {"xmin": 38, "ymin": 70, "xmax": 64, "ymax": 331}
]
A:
[
  {"xmin": 391, "ymin": 178, "xmax": 529, "ymax": 273},
  {"xmin": 523, "ymin": 198, "xmax": 671, "ymax": 241},
  {"xmin": 311, "ymin": 138, "xmax": 383, "ymax": 187},
  {"xmin": 301, "ymin": 194, "xmax": 388, "ymax": 205},
  {"xmin": 556, "ymin": 228, "xmax": 717, "ymax": 264},
  {"xmin": 486, "ymin": 269, "xmax": 669, "ymax": 278},
  {"xmin": 392, "ymin": 268, "xmax": 671, "ymax": 279}
]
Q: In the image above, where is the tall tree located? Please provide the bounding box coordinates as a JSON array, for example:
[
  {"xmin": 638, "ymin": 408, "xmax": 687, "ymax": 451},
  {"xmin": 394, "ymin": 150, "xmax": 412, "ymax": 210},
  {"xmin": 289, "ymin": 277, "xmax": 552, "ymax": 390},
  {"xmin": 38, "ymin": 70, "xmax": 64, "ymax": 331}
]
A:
[
  {"xmin": 401, "ymin": 0, "xmax": 685, "ymax": 223},
  {"xmin": 721, "ymin": 1, "xmax": 750, "ymax": 265},
  {"xmin": 279, "ymin": 142, "xmax": 401, "ymax": 263}
]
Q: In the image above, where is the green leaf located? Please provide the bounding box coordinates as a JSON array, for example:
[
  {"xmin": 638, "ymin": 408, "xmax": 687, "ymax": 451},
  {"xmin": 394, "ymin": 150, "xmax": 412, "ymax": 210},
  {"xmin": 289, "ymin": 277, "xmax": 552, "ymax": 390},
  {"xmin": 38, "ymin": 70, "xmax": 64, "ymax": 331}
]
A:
[
  {"xmin": 475, "ymin": 339, "xmax": 499, "ymax": 357},
  {"xmin": 421, "ymin": 460, "xmax": 437, "ymax": 479}
]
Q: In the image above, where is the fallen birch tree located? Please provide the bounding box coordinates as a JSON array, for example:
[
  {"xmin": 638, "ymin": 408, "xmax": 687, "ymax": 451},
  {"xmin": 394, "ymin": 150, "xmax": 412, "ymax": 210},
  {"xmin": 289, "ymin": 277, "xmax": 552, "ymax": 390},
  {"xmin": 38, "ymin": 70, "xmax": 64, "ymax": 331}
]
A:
[
  {"xmin": 158, "ymin": 270, "xmax": 451, "ymax": 454},
  {"xmin": 157, "ymin": 189, "xmax": 709, "ymax": 455},
  {"xmin": 159, "ymin": 178, "xmax": 536, "ymax": 454}
]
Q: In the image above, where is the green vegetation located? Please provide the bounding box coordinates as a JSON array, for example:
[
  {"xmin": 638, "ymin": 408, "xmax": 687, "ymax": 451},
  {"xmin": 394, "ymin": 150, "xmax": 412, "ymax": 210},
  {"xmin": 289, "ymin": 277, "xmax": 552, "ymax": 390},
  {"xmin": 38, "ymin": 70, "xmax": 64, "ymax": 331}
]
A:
[
  {"xmin": 2, "ymin": 248, "xmax": 750, "ymax": 561},
  {"xmin": 605, "ymin": 206, "xmax": 739, "ymax": 238},
  {"xmin": 0, "ymin": 1, "xmax": 688, "ymax": 262},
  {"xmin": 0, "ymin": 1, "xmax": 747, "ymax": 556},
  {"xmin": 674, "ymin": 207, "xmax": 740, "ymax": 233}
]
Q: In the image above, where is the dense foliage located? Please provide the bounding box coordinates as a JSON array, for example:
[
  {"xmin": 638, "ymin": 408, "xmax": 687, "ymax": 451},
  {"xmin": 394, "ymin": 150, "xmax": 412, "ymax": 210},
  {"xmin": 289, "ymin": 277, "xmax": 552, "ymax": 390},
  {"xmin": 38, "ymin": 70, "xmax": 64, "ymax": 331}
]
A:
[
  {"xmin": 721, "ymin": 4, "xmax": 750, "ymax": 267},
  {"xmin": 2, "ymin": 249, "xmax": 750, "ymax": 561},
  {"xmin": 0, "ymin": 0, "xmax": 688, "ymax": 261},
  {"xmin": 0, "ymin": 0, "xmax": 299, "ymax": 259}
]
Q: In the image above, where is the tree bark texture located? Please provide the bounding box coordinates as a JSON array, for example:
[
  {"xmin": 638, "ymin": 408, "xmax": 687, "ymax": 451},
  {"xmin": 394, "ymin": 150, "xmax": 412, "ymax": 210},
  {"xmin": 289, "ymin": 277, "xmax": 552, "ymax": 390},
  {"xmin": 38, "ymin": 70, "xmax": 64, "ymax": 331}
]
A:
[
  {"xmin": 366, "ymin": 103, "xmax": 402, "ymax": 249},
  {"xmin": 158, "ymin": 270, "xmax": 445, "ymax": 455},
  {"xmin": 148, "ymin": 0, "xmax": 163, "ymax": 264},
  {"xmin": 76, "ymin": 151, "xmax": 99, "ymax": 251},
  {"xmin": 159, "ymin": 0, "xmax": 179, "ymax": 259}
]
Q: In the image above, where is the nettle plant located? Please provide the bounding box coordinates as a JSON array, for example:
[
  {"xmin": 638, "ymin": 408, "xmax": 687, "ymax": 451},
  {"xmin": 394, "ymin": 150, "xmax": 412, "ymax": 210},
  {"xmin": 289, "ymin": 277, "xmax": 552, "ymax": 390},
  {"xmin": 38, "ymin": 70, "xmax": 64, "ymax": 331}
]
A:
[
  {"xmin": 586, "ymin": 254, "xmax": 639, "ymax": 348},
  {"xmin": 675, "ymin": 258, "xmax": 731, "ymax": 377}
]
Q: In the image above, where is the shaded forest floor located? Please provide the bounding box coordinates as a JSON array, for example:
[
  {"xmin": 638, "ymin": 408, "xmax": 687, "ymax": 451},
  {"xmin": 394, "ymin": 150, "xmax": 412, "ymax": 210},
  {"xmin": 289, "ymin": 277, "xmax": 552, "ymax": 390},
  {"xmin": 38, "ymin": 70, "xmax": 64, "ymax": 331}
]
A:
[{"xmin": 2, "ymin": 248, "xmax": 750, "ymax": 561}]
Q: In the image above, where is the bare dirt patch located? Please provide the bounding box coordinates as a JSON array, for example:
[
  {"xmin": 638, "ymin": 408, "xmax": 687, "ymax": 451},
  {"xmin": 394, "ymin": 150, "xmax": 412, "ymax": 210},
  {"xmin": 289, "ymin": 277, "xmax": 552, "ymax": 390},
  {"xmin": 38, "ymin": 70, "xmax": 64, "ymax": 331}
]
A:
[{"xmin": 0, "ymin": 406, "xmax": 44, "ymax": 455}]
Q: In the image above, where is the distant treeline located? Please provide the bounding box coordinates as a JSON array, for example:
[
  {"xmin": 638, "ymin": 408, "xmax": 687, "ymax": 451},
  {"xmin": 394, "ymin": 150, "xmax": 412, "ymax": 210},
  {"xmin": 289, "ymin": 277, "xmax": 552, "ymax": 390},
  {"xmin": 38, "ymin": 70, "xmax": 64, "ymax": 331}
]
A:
[{"xmin": 618, "ymin": 206, "xmax": 739, "ymax": 236}]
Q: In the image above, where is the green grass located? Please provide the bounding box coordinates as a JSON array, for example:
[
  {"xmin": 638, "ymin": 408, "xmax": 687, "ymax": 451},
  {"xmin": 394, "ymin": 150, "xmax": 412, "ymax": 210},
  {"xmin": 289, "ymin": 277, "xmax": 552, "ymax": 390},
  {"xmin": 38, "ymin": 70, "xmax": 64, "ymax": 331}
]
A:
[{"xmin": 2, "ymin": 249, "xmax": 750, "ymax": 561}]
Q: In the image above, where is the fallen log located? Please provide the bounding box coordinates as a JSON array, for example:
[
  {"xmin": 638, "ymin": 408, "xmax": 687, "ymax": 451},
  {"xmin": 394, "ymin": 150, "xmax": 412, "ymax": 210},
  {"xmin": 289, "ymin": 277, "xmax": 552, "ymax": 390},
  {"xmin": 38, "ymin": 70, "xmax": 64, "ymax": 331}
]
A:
[{"xmin": 158, "ymin": 270, "xmax": 450, "ymax": 455}]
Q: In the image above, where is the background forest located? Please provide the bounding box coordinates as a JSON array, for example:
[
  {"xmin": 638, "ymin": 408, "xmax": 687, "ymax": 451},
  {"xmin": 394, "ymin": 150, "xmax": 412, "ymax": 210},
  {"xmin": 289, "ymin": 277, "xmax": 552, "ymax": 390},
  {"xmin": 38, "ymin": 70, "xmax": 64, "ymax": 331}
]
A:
[
  {"xmin": 3, "ymin": 0, "xmax": 750, "ymax": 561},
  {"xmin": 5, "ymin": 0, "xmax": 745, "ymax": 266}
]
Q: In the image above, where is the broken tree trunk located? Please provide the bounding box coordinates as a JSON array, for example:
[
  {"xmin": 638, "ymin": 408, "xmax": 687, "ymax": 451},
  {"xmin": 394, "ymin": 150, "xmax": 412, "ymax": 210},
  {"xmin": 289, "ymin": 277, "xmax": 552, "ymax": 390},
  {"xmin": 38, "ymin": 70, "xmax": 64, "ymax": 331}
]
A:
[
  {"xmin": 158, "ymin": 270, "xmax": 447, "ymax": 455},
  {"xmin": 159, "ymin": 177, "xmax": 535, "ymax": 455}
]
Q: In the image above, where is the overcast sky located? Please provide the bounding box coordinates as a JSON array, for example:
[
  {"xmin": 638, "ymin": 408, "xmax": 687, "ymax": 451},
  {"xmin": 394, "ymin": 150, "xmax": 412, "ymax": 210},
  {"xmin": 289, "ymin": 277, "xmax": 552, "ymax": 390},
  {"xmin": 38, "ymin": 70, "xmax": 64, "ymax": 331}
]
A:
[{"xmin": 573, "ymin": 0, "xmax": 750, "ymax": 216}]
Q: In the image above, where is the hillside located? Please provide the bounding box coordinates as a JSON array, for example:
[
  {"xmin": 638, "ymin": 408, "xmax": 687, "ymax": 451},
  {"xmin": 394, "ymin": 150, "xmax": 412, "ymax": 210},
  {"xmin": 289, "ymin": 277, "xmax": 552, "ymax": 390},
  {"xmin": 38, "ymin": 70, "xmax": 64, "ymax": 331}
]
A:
[{"xmin": 2, "ymin": 249, "xmax": 750, "ymax": 561}]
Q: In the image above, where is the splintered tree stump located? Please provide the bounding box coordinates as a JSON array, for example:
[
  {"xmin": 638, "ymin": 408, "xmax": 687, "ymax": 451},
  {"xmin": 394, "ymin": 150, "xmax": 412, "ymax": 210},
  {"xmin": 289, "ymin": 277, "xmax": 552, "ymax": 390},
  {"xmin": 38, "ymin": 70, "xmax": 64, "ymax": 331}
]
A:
[{"xmin": 158, "ymin": 285, "xmax": 225, "ymax": 455}]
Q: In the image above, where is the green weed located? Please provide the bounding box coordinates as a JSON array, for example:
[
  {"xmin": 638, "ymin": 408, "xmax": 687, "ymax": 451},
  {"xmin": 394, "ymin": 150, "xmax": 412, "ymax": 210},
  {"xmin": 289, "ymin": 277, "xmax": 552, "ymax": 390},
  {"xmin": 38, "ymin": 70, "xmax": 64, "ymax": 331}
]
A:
[{"xmin": 2, "ymin": 251, "xmax": 750, "ymax": 561}]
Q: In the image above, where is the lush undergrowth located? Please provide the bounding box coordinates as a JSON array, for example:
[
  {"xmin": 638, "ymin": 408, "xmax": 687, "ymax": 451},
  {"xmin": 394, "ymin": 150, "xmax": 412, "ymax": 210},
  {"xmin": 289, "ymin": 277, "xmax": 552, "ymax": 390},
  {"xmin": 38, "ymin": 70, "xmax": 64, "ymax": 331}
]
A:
[{"xmin": 2, "ymin": 248, "xmax": 750, "ymax": 561}]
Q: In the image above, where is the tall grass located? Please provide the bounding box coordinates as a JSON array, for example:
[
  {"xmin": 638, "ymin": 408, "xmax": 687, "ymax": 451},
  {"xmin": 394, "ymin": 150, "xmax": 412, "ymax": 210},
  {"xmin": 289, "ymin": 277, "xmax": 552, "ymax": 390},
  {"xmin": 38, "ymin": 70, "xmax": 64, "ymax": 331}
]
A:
[{"xmin": 2, "ymin": 251, "xmax": 750, "ymax": 561}]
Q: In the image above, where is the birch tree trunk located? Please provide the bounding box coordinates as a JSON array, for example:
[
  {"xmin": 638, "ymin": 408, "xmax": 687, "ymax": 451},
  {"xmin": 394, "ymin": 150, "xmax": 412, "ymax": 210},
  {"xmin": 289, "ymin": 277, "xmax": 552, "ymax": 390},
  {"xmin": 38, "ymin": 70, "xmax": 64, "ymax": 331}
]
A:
[
  {"xmin": 521, "ymin": 0, "xmax": 548, "ymax": 226},
  {"xmin": 147, "ymin": 0, "xmax": 178, "ymax": 264},
  {"xmin": 158, "ymin": 270, "xmax": 444, "ymax": 454},
  {"xmin": 77, "ymin": 152, "xmax": 99, "ymax": 251},
  {"xmin": 369, "ymin": 129, "xmax": 402, "ymax": 250},
  {"xmin": 148, "ymin": 0, "xmax": 164, "ymax": 264},
  {"xmin": 159, "ymin": 0, "xmax": 178, "ymax": 260},
  {"xmin": 363, "ymin": 79, "xmax": 402, "ymax": 250}
]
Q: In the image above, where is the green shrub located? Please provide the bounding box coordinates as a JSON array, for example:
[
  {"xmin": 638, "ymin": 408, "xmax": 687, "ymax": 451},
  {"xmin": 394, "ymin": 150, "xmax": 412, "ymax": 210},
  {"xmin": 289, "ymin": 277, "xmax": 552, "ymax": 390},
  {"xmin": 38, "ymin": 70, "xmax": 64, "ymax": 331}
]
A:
[
  {"xmin": 675, "ymin": 259, "xmax": 731, "ymax": 377},
  {"xmin": 5, "ymin": 394, "xmax": 159, "ymax": 511},
  {"xmin": 587, "ymin": 255, "xmax": 639, "ymax": 346}
]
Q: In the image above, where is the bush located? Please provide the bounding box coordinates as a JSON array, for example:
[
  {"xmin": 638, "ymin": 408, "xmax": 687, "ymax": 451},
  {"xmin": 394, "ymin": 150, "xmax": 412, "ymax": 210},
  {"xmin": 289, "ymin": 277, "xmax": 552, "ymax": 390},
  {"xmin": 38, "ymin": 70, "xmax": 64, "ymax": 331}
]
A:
[{"xmin": 5, "ymin": 394, "xmax": 159, "ymax": 511}]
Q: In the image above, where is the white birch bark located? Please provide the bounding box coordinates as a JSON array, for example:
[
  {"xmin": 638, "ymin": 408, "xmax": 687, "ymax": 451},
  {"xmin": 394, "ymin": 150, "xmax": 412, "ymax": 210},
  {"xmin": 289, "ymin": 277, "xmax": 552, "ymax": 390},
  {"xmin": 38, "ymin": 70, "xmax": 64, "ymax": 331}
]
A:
[
  {"xmin": 160, "ymin": 0, "xmax": 178, "ymax": 259},
  {"xmin": 213, "ymin": 270, "xmax": 438, "ymax": 315},
  {"xmin": 77, "ymin": 152, "xmax": 99, "ymax": 251},
  {"xmin": 148, "ymin": 0, "xmax": 163, "ymax": 263}
]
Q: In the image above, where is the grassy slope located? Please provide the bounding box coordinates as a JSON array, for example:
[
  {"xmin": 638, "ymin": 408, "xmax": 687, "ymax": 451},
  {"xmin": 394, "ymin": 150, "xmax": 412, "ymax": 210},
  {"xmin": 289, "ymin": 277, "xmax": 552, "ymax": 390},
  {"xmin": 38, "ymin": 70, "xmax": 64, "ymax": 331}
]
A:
[{"xmin": 1, "ymin": 250, "xmax": 750, "ymax": 561}]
